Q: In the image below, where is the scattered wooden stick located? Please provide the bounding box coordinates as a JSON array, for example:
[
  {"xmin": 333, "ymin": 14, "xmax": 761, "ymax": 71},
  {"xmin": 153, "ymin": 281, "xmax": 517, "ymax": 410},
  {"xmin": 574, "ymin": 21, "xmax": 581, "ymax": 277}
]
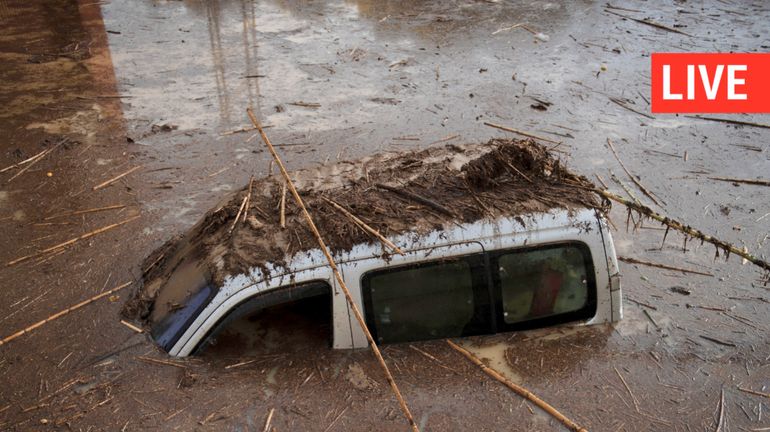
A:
[
  {"xmin": 92, "ymin": 166, "xmax": 142, "ymax": 191},
  {"xmin": 262, "ymin": 408, "xmax": 275, "ymax": 432},
  {"xmin": 737, "ymin": 386, "xmax": 770, "ymax": 399},
  {"xmin": 483, "ymin": 122, "xmax": 561, "ymax": 145},
  {"xmin": 136, "ymin": 356, "xmax": 187, "ymax": 369},
  {"xmin": 241, "ymin": 176, "xmax": 255, "ymax": 223},
  {"xmin": 409, "ymin": 345, "xmax": 459, "ymax": 374},
  {"xmin": 288, "ymin": 101, "xmax": 321, "ymax": 108},
  {"xmin": 0, "ymin": 281, "xmax": 132, "ymax": 347},
  {"xmin": 614, "ymin": 366, "xmax": 640, "ymax": 413},
  {"xmin": 708, "ymin": 177, "xmax": 770, "ymax": 187},
  {"xmin": 0, "ymin": 147, "xmax": 50, "ymax": 173},
  {"xmin": 247, "ymin": 107, "xmax": 420, "ymax": 432},
  {"xmin": 716, "ymin": 388, "xmax": 725, "ymax": 432},
  {"xmin": 120, "ymin": 320, "xmax": 143, "ymax": 333},
  {"xmin": 605, "ymin": 9, "xmax": 692, "ymax": 36},
  {"xmin": 608, "ymin": 97, "xmax": 655, "ymax": 120},
  {"xmin": 375, "ymin": 183, "xmax": 455, "ymax": 217},
  {"xmin": 446, "ymin": 340, "xmax": 587, "ymax": 432},
  {"xmin": 429, "ymin": 134, "xmax": 460, "ymax": 145},
  {"xmin": 323, "ymin": 406, "xmax": 349, "ymax": 432},
  {"xmin": 44, "ymin": 204, "xmax": 127, "ymax": 220},
  {"xmin": 322, "ymin": 197, "xmax": 404, "ymax": 255},
  {"xmin": 618, "ymin": 256, "xmax": 714, "ymax": 277},
  {"xmin": 279, "ymin": 182, "xmax": 287, "ymax": 229},
  {"xmin": 6, "ymin": 215, "xmax": 141, "ymax": 266},
  {"xmin": 6, "ymin": 139, "xmax": 67, "ymax": 183},
  {"xmin": 700, "ymin": 335, "xmax": 736, "ymax": 347},
  {"xmin": 686, "ymin": 115, "xmax": 770, "ymax": 130},
  {"xmin": 492, "ymin": 23, "xmax": 524, "ymax": 35},
  {"xmin": 607, "ymin": 138, "xmax": 663, "ymax": 206}
]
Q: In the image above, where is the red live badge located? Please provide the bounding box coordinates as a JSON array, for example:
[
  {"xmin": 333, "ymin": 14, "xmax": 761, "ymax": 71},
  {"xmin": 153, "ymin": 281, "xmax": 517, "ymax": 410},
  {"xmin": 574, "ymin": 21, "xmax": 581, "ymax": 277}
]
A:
[{"xmin": 651, "ymin": 53, "xmax": 770, "ymax": 113}]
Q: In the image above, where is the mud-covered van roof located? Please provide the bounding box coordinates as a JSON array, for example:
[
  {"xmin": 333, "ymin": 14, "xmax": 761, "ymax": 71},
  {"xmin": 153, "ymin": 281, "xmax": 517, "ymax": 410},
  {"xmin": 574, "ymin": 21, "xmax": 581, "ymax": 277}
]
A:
[{"xmin": 123, "ymin": 138, "xmax": 607, "ymax": 333}]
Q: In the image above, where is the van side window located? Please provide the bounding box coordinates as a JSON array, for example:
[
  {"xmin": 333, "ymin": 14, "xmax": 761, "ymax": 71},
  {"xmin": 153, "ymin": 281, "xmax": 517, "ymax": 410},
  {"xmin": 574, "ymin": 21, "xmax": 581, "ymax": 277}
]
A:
[
  {"xmin": 493, "ymin": 243, "xmax": 596, "ymax": 329},
  {"xmin": 362, "ymin": 255, "xmax": 491, "ymax": 344},
  {"xmin": 192, "ymin": 280, "xmax": 332, "ymax": 355}
]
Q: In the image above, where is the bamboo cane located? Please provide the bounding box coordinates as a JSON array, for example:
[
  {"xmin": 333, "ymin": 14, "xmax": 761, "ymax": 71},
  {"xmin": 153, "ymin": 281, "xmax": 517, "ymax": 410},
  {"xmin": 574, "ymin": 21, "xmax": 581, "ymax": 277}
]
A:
[
  {"xmin": 246, "ymin": 107, "xmax": 419, "ymax": 432},
  {"xmin": 0, "ymin": 282, "xmax": 132, "ymax": 346},
  {"xmin": 447, "ymin": 340, "xmax": 588, "ymax": 432},
  {"xmin": 321, "ymin": 197, "xmax": 404, "ymax": 255}
]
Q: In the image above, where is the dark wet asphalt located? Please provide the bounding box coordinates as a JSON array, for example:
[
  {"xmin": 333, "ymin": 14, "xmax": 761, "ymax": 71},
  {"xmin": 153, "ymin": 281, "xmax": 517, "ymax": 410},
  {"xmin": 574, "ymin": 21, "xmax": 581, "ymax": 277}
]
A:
[{"xmin": 1, "ymin": 0, "xmax": 769, "ymax": 430}]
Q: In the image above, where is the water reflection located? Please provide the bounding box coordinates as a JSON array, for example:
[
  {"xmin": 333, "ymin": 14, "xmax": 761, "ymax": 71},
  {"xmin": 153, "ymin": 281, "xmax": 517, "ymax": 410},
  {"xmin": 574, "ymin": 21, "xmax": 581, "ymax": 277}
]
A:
[{"xmin": 101, "ymin": 0, "xmax": 572, "ymax": 134}]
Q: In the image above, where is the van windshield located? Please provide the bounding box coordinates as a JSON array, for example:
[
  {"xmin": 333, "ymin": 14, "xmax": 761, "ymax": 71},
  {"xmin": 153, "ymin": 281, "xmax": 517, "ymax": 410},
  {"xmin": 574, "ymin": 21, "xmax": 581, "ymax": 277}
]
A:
[{"xmin": 149, "ymin": 258, "xmax": 214, "ymax": 352}]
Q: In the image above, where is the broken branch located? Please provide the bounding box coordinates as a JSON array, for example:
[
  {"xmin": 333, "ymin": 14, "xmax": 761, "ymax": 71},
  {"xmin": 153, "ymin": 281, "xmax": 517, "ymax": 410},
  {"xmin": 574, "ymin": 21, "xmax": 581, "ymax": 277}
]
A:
[
  {"xmin": 247, "ymin": 107, "xmax": 419, "ymax": 432},
  {"xmin": 593, "ymin": 188, "xmax": 770, "ymax": 275},
  {"xmin": 6, "ymin": 138, "xmax": 67, "ymax": 183}
]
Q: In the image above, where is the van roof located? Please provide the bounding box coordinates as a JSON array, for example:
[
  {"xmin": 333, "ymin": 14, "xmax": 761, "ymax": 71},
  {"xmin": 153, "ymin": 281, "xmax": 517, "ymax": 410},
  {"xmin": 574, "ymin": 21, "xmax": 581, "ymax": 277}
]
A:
[{"xmin": 128, "ymin": 138, "xmax": 604, "ymax": 320}]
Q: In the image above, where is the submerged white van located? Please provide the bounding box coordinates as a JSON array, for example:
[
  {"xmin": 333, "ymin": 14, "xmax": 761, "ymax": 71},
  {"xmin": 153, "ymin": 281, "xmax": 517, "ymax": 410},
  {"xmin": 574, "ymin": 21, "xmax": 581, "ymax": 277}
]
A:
[{"xmin": 134, "ymin": 139, "xmax": 622, "ymax": 357}]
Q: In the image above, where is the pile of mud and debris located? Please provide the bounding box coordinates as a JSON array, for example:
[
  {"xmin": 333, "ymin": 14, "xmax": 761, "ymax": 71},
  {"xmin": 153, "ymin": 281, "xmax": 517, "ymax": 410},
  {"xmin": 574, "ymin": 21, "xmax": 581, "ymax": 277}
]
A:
[{"xmin": 125, "ymin": 138, "xmax": 604, "ymax": 321}]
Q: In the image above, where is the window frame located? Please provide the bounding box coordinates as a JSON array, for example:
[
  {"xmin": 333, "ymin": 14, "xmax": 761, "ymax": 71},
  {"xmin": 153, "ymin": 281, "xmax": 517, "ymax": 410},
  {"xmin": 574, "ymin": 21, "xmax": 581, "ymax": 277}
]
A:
[
  {"xmin": 360, "ymin": 241, "xmax": 598, "ymax": 345},
  {"xmin": 190, "ymin": 280, "xmax": 333, "ymax": 355},
  {"xmin": 489, "ymin": 241, "xmax": 598, "ymax": 333},
  {"xmin": 360, "ymin": 253, "xmax": 494, "ymax": 345}
]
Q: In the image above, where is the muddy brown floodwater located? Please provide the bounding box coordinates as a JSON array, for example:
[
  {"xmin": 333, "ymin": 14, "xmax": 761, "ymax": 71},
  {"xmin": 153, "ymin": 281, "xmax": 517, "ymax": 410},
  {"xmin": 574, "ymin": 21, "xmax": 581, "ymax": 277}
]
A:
[{"xmin": 1, "ymin": 0, "xmax": 769, "ymax": 431}]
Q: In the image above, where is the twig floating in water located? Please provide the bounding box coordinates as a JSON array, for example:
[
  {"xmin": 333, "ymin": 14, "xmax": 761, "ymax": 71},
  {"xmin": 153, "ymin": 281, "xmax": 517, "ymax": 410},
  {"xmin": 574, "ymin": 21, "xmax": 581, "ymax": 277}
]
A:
[
  {"xmin": 262, "ymin": 408, "xmax": 275, "ymax": 432},
  {"xmin": 618, "ymin": 256, "xmax": 714, "ymax": 277},
  {"xmin": 0, "ymin": 282, "xmax": 132, "ymax": 346},
  {"xmin": 708, "ymin": 177, "xmax": 770, "ymax": 187},
  {"xmin": 446, "ymin": 340, "xmax": 588, "ymax": 432},
  {"xmin": 6, "ymin": 138, "xmax": 68, "ymax": 183},
  {"xmin": 608, "ymin": 97, "xmax": 655, "ymax": 120},
  {"xmin": 247, "ymin": 107, "xmax": 420, "ymax": 432},
  {"xmin": 605, "ymin": 10, "xmax": 692, "ymax": 36},
  {"xmin": 92, "ymin": 166, "xmax": 142, "ymax": 191},
  {"xmin": 483, "ymin": 122, "xmax": 561, "ymax": 145},
  {"xmin": 607, "ymin": 138, "xmax": 663, "ymax": 206},
  {"xmin": 44, "ymin": 204, "xmax": 127, "ymax": 220},
  {"xmin": 686, "ymin": 115, "xmax": 770, "ymax": 130},
  {"xmin": 7, "ymin": 215, "xmax": 141, "ymax": 266},
  {"xmin": 736, "ymin": 386, "xmax": 770, "ymax": 399}
]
